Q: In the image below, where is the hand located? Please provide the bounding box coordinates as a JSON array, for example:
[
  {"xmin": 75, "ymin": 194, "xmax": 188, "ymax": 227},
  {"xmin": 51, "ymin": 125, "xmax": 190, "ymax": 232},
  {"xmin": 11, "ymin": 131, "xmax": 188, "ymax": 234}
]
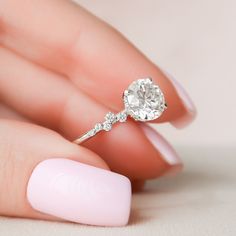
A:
[{"xmin": 0, "ymin": 0, "xmax": 196, "ymax": 226}]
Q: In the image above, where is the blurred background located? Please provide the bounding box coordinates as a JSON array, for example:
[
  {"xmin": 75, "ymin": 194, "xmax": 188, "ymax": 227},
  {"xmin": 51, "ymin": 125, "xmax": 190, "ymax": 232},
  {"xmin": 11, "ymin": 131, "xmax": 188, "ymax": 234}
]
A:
[{"xmin": 76, "ymin": 0, "xmax": 236, "ymax": 148}]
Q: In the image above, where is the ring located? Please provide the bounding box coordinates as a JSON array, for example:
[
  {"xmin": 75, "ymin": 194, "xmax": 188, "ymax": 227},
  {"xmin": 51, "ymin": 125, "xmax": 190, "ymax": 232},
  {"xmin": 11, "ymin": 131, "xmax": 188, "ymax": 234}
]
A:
[{"xmin": 74, "ymin": 77, "xmax": 167, "ymax": 145}]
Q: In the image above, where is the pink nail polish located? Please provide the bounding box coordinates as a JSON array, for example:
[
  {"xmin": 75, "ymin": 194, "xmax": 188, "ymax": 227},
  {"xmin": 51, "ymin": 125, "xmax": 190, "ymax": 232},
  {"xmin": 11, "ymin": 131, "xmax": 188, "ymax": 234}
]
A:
[
  {"xmin": 161, "ymin": 69, "xmax": 197, "ymax": 128},
  {"xmin": 27, "ymin": 159, "xmax": 131, "ymax": 226},
  {"xmin": 141, "ymin": 124, "xmax": 182, "ymax": 167}
]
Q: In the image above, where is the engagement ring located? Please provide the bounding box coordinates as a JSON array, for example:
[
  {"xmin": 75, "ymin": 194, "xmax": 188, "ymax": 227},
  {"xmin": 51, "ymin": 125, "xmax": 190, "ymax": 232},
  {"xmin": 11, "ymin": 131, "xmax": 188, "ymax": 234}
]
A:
[{"xmin": 74, "ymin": 78, "xmax": 167, "ymax": 144}]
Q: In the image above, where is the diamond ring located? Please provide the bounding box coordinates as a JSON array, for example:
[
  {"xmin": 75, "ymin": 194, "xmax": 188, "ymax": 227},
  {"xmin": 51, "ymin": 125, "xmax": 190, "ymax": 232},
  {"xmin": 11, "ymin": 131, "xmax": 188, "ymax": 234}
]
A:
[{"xmin": 74, "ymin": 77, "xmax": 167, "ymax": 145}]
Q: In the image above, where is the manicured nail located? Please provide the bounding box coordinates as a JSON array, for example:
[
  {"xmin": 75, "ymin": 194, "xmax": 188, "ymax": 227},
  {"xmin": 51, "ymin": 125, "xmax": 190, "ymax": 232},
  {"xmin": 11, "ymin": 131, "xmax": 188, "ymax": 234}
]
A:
[
  {"xmin": 140, "ymin": 124, "xmax": 182, "ymax": 171},
  {"xmin": 162, "ymin": 70, "xmax": 197, "ymax": 128},
  {"xmin": 27, "ymin": 159, "xmax": 131, "ymax": 226}
]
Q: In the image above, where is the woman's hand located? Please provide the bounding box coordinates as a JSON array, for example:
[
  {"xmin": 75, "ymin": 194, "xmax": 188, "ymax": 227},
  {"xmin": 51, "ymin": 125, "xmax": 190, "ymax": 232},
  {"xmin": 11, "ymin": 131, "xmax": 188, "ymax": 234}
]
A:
[{"xmin": 0, "ymin": 0, "xmax": 196, "ymax": 226}]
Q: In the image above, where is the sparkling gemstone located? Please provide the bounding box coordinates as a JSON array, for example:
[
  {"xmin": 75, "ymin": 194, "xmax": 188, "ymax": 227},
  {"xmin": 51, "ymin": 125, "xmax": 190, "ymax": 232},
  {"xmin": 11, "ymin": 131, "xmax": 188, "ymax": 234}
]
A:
[
  {"xmin": 88, "ymin": 129, "xmax": 96, "ymax": 136},
  {"xmin": 94, "ymin": 123, "xmax": 103, "ymax": 132},
  {"xmin": 105, "ymin": 112, "xmax": 116, "ymax": 123},
  {"xmin": 123, "ymin": 78, "xmax": 166, "ymax": 121},
  {"xmin": 103, "ymin": 121, "xmax": 112, "ymax": 131},
  {"xmin": 117, "ymin": 112, "xmax": 127, "ymax": 122}
]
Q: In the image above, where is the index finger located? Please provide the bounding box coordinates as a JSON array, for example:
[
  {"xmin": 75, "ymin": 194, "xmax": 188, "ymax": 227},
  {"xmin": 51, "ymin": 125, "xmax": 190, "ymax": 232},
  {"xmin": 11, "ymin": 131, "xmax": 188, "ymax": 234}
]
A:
[{"xmin": 0, "ymin": 0, "xmax": 196, "ymax": 127}]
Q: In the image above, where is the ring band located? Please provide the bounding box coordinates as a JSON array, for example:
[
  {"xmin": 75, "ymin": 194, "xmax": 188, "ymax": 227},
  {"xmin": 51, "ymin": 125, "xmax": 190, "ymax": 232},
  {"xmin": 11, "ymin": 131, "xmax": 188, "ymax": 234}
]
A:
[{"xmin": 74, "ymin": 77, "xmax": 167, "ymax": 145}]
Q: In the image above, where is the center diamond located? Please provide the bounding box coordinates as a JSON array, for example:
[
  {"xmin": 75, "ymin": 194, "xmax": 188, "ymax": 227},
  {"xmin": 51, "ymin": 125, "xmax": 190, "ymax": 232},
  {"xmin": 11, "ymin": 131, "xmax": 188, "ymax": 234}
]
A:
[{"xmin": 123, "ymin": 78, "xmax": 166, "ymax": 121}]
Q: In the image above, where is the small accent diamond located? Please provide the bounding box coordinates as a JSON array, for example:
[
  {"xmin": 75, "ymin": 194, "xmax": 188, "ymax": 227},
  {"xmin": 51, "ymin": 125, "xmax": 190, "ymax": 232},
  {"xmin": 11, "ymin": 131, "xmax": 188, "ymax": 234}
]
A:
[
  {"xmin": 94, "ymin": 123, "xmax": 103, "ymax": 132},
  {"xmin": 103, "ymin": 121, "xmax": 112, "ymax": 131},
  {"xmin": 117, "ymin": 112, "xmax": 127, "ymax": 122},
  {"xmin": 105, "ymin": 112, "xmax": 116, "ymax": 123},
  {"xmin": 88, "ymin": 129, "xmax": 96, "ymax": 136}
]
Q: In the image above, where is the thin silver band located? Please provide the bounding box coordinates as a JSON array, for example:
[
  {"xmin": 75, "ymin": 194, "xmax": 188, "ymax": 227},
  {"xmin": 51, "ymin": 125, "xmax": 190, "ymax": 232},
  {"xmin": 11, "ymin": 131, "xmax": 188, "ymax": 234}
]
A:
[
  {"xmin": 73, "ymin": 109, "xmax": 128, "ymax": 145},
  {"xmin": 73, "ymin": 78, "xmax": 167, "ymax": 145}
]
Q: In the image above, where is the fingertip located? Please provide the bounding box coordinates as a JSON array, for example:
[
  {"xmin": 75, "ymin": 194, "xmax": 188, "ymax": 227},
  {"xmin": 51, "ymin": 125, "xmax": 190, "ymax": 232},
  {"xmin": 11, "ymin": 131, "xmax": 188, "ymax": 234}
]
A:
[
  {"xmin": 140, "ymin": 124, "xmax": 182, "ymax": 166},
  {"xmin": 168, "ymin": 77, "xmax": 197, "ymax": 128},
  {"xmin": 170, "ymin": 109, "xmax": 197, "ymax": 129},
  {"xmin": 159, "ymin": 69, "xmax": 197, "ymax": 128},
  {"xmin": 163, "ymin": 163, "xmax": 184, "ymax": 177}
]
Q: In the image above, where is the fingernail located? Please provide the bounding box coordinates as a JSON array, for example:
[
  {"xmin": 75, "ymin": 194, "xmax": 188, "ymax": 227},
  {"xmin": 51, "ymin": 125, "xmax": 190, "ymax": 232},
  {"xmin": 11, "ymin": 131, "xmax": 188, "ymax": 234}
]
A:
[
  {"xmin": 140, "ymin": 124, "xmax": 182, "ymax": 171},
  {"xmin": 27, "ymin": 159, "xmax": 131, "ymax": 226},
  {"xmin": 162, "ymin": 70, "xmax": 197, "ymax": 128}
]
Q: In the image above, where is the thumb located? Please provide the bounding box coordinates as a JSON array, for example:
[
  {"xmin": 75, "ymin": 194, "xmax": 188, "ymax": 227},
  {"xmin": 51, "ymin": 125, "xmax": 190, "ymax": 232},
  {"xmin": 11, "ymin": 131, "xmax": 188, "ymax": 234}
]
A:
[{"xmin": 0, "ymin": 120, "xmax": 131, "ymax": 226}]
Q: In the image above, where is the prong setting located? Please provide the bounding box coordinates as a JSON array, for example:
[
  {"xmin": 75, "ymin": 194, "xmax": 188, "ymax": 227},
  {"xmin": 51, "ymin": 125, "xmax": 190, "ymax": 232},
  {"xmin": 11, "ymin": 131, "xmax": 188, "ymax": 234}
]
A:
[
  {"xmin": 123, "ymin": 78, "xmax": 166, "ymax": 122},
  {"xmin": 74, "ymin": 77, "xmax": 167, "ymax": 145}
]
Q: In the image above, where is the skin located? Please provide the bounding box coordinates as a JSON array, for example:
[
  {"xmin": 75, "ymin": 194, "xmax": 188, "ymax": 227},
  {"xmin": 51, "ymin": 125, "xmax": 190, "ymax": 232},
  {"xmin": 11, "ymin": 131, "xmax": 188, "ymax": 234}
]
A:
[{"xmin": 0, "ymin": 0, "xmax": 195, "ymax": 221}]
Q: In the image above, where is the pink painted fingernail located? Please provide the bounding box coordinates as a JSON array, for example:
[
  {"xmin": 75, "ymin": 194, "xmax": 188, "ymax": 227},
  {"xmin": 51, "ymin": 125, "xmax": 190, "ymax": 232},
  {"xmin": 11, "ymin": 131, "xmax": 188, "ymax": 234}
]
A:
[
  {"xmin": 27, "ymin": 159, "xmax": 131, "ymax": 226},
  {"xmin": 141, "ymin": 124, "xmax": 182, "ymax": 174},
  {"xmin": 162, "ymin": 70, "xmax": 197, "ymax": 128}
]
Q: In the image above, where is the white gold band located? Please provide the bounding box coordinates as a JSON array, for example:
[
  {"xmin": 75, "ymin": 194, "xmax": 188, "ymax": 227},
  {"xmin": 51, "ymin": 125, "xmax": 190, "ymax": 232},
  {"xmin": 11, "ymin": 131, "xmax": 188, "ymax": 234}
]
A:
[
  {"xmin": 73, "ymin": 110, "xmax": 128, "ymax": 145},
  {"xmin": 73, "ymin": 78, "xmax": 167, "ymax": 145}
]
